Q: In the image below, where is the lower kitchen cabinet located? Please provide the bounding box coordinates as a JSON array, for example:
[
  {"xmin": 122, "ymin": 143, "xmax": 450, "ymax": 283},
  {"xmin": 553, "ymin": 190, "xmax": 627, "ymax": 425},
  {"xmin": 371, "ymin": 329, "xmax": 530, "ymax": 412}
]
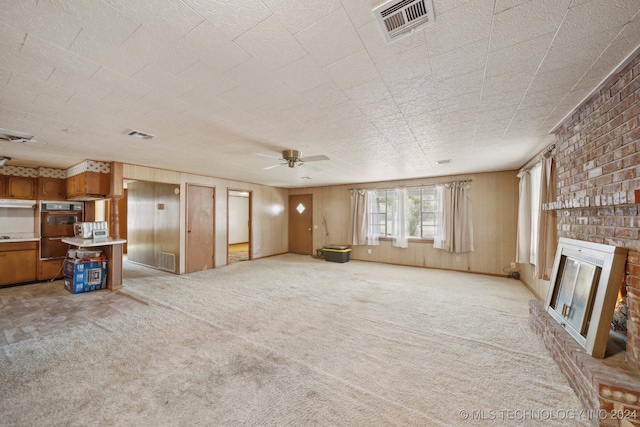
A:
[
  {"xmin": 0, "ymin": 242, "xmax": 37, "ymax": 286},
  {"xmin": 38, "ymin": 258, "xmax": 65, "ymax": 281}
]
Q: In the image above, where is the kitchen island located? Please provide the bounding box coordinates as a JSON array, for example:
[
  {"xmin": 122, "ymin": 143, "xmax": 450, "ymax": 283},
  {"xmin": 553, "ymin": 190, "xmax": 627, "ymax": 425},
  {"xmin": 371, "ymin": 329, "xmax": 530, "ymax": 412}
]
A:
[{"xmin": 62, "ymin": 237, "xmax": 126, "ymax": 290}]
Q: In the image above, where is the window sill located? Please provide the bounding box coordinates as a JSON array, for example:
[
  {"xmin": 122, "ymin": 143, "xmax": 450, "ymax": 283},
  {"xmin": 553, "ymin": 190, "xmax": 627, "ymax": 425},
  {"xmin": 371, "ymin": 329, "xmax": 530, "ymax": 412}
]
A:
[{"xmin": 376, "ymin": 237, "xmax": 435, "ymax": 244}]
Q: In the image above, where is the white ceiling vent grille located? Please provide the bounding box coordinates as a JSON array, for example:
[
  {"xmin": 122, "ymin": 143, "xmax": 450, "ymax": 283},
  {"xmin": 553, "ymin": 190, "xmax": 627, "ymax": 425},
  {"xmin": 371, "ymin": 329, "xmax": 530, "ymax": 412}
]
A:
[
  {"xmin": 127, "ymin": 130, "xmax": 156, "ymax": 140},
  {"xmin": 373, "ymin": 0, "xmax": 434, "ymax": 43}
]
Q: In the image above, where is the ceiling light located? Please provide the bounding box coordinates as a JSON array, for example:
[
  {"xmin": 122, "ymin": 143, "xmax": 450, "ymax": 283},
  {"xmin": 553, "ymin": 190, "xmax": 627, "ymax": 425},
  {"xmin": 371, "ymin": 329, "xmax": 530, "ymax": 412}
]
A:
[
  {"xmin": 435, "ymin": 159, "xmax": 451, "ymax": 165},
  {"xmin": 0, "ymin": 156, "xmax": 11, "ymax": 166},
  {"xmin": 127, "ymin": 130, "xmax": 156, "ymax": 139},
  {"xmin": 0, "ymin": 127, "xmax": 35, "ymax": 143}
]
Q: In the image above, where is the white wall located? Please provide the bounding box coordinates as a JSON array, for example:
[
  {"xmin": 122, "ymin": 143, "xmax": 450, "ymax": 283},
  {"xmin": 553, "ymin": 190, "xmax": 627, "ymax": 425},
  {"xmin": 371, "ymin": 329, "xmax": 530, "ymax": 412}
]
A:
[{"xmin": 228, "ymin": 194, "xmax": 249, "ymax": 244}]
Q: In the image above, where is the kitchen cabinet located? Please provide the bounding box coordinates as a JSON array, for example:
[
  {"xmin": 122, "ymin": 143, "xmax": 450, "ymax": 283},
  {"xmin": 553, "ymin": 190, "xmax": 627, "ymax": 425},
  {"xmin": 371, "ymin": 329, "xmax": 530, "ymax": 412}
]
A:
[
  {"xmin": 38, "ymin": 177, "xmax": 66, "ymax": 200},
  {"xmin": 7, "ymin": 176, "xmax": 36, "ymax": 199},
  {"xmin": 0, "ymin": 241, "xmax": 37, "ymax": 286},
  {"xmin": 0, "ymin": 175, "xmax": 6, "ymax": 198},
  {"xmin": 38, "ymin": 258, "xmax": 64, "ymax": 281},
  {"xmin": 66, "ymin": 172, "xmax": 110, "ymax": 199}
]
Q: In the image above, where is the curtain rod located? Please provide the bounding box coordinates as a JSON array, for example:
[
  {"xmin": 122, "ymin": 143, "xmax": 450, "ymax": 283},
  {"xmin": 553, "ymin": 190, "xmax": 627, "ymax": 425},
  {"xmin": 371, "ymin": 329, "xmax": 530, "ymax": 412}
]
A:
[
  {"xmin": 519, "ymin": 144, "xmax": 556, "ymax": 173},
  {"xmin": 348, "ymin": 180, "xmax": 472, "ymax": 191}
]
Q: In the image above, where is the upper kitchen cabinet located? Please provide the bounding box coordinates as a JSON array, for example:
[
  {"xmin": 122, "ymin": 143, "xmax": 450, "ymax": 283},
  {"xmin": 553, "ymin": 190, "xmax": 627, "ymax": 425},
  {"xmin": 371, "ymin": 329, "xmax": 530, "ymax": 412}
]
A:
[
  {"xmin": 38, "ymin": 177, "xmax": 66, "ymax": 200},
  {"xmin": 65, "ymin": 160, "xmax": 112, "ymax": 200},
  {"xmin": 0, "ymin": 175, "xmax": 6, "ymax": 198},
  {"xmin": 66, "ymin": 171, "xmax": 111, "ymax": 200},
  {"xmin": 7, "ymin": 176, "xmax": 36, "ymax": 199}
]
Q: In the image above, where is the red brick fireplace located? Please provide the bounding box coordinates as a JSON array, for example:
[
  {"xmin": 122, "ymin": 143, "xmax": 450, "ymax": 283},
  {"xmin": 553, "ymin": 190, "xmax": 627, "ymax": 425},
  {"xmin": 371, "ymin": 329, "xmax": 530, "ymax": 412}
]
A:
[{"xmin": 529, "ymin": 47, "xmax": 640, "ymax": 426}]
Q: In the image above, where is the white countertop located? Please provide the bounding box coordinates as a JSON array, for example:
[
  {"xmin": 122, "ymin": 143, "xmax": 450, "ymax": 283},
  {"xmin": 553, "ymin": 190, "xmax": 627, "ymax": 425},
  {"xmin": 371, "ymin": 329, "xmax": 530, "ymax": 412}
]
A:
[
  {"xmin": 0, "ymin": 237, "xmax": 39, "ymax": 243},
  {"xmin": 62, "ymin": 237, "xmax": 127, "ymax": 247}
]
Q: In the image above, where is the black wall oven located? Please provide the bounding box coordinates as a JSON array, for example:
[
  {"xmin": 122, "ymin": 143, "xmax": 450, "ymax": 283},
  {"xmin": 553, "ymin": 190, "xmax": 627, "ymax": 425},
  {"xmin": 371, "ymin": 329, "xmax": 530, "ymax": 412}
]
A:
[{"xmin": 40, "ymin": 201, "xmax": 83, "ymax": 259}]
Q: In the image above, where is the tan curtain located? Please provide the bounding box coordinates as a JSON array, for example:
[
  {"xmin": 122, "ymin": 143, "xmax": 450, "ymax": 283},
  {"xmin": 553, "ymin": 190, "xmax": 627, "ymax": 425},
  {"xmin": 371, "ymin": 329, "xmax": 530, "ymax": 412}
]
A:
[
  {"xmin": 536, "ymin": 153, "xmax": 557, "ymax": 280},
  {"xmin": 516, "ymin": 170, "xmax": 531, "ymax": 263},
  {"xmin": 348, "ymin": 189, "xmax": 368, "ymax": 246},
  {"xmin": 437, "ymin": 181, "xmax": 474, "ymax": 253}
]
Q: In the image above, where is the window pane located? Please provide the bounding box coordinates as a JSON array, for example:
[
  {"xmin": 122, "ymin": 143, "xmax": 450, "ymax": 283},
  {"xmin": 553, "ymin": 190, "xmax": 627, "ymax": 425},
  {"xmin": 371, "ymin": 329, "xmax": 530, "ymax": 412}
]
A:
[
  {"xmin": 422, "ymin": 225, "xmax": 435, "ymax": 238},
  {"xmin": 407, "ymin": 189, "xmax": 421, "ymax": 237}
]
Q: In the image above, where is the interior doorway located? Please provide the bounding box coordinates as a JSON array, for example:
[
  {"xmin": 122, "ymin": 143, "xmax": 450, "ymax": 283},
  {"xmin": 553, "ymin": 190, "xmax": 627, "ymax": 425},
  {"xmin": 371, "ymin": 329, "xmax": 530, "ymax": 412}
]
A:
[
  {"xmin": 186, "ymin": 184, "xmax": 215, "ymax": 273},
  {"xmin": 227, "ymin": 189, "xmax": 251, "ymax": 264},
  {"xmin": 288, "ymin": 194, "xmax": 313, "ymax": 255}
]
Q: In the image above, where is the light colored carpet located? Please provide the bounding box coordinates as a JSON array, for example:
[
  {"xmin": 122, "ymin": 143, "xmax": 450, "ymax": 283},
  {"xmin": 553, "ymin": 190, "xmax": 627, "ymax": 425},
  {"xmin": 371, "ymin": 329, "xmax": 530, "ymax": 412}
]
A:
[{"xmin": 0, "ymin": 254, "xmax": 589, "ymax": 426}]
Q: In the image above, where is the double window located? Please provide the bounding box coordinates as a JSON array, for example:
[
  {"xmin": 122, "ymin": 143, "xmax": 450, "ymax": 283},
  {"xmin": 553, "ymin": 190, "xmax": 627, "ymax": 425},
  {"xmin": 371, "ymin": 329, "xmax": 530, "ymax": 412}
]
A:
[{"xmin": 369, "ymin": 186, "xmax": 439, "ymax": 241}]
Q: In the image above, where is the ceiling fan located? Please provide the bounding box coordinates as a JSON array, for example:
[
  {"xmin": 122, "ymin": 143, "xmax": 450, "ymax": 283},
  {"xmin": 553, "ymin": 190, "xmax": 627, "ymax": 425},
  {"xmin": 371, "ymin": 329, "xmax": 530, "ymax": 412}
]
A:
[{"xmin": 263, "ymin": 149, "xmax": 329, "ymax": 169}]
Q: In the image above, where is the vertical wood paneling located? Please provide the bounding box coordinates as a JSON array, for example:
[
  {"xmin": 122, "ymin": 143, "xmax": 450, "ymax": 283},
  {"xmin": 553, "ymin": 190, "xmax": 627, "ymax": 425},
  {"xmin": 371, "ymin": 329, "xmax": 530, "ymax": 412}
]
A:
[
  {"xmin": 290, "ymin": 170, "xmax": 519, "ymax": 276},
  {"xmin": 123, "ymin": 164, "xmax": 289, "ymax": 273}
]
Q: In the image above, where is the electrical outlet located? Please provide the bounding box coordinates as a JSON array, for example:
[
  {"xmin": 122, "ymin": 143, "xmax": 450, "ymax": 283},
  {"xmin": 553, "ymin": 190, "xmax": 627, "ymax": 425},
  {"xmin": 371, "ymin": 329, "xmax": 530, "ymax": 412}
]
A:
[
  {"xmin": 456, "ymin": 256, "xmax": 460, "ymax": 262},
  {"xmin": 367, "ymin": 249, "xmax": 372, "ymax": 254},
  {"xmin": 510, "ymin": 262, "xmax": 516, "ymax": 268}
]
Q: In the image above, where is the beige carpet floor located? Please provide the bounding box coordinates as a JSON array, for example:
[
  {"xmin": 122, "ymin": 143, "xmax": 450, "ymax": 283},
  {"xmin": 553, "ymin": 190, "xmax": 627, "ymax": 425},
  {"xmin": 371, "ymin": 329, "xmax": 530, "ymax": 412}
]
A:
[{"xmin": 0, "ymin": 255, "xmax": 589, "ymax": 426}]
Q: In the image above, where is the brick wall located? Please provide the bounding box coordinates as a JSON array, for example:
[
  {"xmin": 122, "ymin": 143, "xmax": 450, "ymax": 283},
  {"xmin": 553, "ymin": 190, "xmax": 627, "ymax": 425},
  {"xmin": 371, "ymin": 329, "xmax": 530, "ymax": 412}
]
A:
[
  {"xmin": 553, "ymin": 48, "xmax": 640, "ymax": 372},
  {"xmin": 530, "ymin": 301, "xmax": 640, "ymax": 427},
  {"xmin": 537, "ymin": 49, "xmax": 640, "ymax": 426}
]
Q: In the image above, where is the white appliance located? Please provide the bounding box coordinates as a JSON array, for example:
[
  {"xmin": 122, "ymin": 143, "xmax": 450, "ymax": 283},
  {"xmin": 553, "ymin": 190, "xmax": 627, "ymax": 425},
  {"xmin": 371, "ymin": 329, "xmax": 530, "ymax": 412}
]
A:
[{"xmin": 74, "ymin": 221, "xmax": 108, "ymax": 239}]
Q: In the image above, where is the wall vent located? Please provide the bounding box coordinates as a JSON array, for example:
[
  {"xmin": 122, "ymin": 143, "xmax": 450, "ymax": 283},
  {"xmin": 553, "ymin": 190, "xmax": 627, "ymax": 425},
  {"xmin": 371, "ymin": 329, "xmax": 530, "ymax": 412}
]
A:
[
  {"xmin": 157, "ymin": 252, "xmax": 176, "ymax": 272},
  {"xmin": 373, "ymin": 0, "xmax": 435, "ymax": 43}
]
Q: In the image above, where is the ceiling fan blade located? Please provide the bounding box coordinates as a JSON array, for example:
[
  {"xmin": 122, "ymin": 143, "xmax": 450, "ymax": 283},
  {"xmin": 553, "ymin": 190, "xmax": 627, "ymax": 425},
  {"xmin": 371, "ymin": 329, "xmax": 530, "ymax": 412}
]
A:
[
  {"xmin": 299, "ymin": 155, "xmax": 329, "ymax": 162},
  {"xmin": 253, "ymin": 152, "xmax": 282, "ymax": 159},
  {"xmin": 263, "ymin": 163, "xmax": 284, "ymax": 170}
]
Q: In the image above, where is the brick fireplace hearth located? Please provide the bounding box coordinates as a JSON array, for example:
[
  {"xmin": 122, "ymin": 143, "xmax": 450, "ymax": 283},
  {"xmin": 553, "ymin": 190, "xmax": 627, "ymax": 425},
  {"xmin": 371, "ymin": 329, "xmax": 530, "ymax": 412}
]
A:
[{"xmin": 529, "ymin": 47, "xmax": 640, "ymax": 426}]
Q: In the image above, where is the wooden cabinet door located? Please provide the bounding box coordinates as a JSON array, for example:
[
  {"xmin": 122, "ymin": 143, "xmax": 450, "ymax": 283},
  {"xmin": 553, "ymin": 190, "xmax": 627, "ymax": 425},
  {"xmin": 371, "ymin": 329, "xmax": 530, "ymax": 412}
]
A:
[
  {"xmin": 66, "ymin": 174, "xmax": 82, "ymax": 197},
  {"xmin": 0, "ymin": 243, "xmax": 37, "ymax": 286},
  {"xmin": 8, "ymin": 176, "xmax": 36, "ymax": 199},
  {"xmin": 38, "ymin": 259, "xmax": 64, "ymax": 280},
  {"xmin": 65, "ymin": 172, "xmax": 110, "ymax": 198},
  {"xmin": 0, "ymin": 175, "xmax": 6, "ymax": 198},
  {"xmin": 39, "ymin": 177, "xmax": 66, "ymax": 200},
  {"xmin": 85, "ymin": 171, "xmax": 110, "ymax": 196}
]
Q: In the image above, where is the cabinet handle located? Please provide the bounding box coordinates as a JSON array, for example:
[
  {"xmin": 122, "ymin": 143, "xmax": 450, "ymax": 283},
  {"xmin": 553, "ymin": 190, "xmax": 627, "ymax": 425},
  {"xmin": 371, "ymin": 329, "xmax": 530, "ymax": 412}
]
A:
[{"xmin": 0, "ymin": 254, "xmax": 7, "ymax": 257}]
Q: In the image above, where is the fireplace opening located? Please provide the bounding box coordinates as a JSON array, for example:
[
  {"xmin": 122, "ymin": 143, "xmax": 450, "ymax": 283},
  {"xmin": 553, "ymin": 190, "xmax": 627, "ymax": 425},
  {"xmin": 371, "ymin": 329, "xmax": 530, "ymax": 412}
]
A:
[{"xmin": 611, "ymin": 283, "xmax": 628, "ymax": 335}]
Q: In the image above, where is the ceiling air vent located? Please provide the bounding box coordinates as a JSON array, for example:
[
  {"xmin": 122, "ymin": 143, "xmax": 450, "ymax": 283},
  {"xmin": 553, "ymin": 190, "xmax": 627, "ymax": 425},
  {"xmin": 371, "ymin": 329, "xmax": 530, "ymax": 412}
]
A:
[
  {"xmin": 373, "ymin": 0, "xmax": 435, "ymax": 43},
  {"xmin": 127, "ymin": 130, "xmax": 156, "ymax": 140}
]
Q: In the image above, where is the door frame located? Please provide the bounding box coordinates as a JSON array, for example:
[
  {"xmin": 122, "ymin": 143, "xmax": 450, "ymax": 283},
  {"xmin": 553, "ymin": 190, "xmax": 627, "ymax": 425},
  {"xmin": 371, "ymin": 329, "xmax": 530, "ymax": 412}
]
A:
[
  {"xmin": 186, "ymin": 183, "xmax": 216, "ymax": 273},
  {"xmin": 227, "ymin": 188, "xmax": 252, "ymax": 263}
]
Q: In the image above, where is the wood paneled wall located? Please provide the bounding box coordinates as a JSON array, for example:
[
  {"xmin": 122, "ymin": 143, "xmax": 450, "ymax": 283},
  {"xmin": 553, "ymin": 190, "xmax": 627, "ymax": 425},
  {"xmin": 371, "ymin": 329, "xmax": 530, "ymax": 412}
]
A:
[
  {"xmin": 289, "ymin": 170, "xmax": 519, "ymax": 276},
  {"xmin": 122, "ymin": 164, "xmax": 289, "ymax": 272}
]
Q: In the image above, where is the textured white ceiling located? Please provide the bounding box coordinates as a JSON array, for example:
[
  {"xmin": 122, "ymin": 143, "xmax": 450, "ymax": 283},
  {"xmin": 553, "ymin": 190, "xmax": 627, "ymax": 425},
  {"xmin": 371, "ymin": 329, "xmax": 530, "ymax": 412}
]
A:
[{"xmin": 0, "ymin": 0, "xmax": 639, "ymax": 188}]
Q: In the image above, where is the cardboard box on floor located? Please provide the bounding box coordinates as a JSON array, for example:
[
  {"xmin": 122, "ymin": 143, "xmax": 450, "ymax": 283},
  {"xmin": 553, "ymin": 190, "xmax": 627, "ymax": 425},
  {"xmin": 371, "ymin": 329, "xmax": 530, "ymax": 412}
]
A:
[{"xmin": 63, "ymin": 258, "xmax": 108, "ymax": 294}]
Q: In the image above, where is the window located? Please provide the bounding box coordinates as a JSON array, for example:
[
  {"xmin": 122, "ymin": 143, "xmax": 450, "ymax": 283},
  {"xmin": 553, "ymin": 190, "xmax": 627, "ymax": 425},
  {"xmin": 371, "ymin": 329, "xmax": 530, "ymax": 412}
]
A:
[{"xmin": 369, "ymin": 186, "xmax": 439, "ymax": 241}]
